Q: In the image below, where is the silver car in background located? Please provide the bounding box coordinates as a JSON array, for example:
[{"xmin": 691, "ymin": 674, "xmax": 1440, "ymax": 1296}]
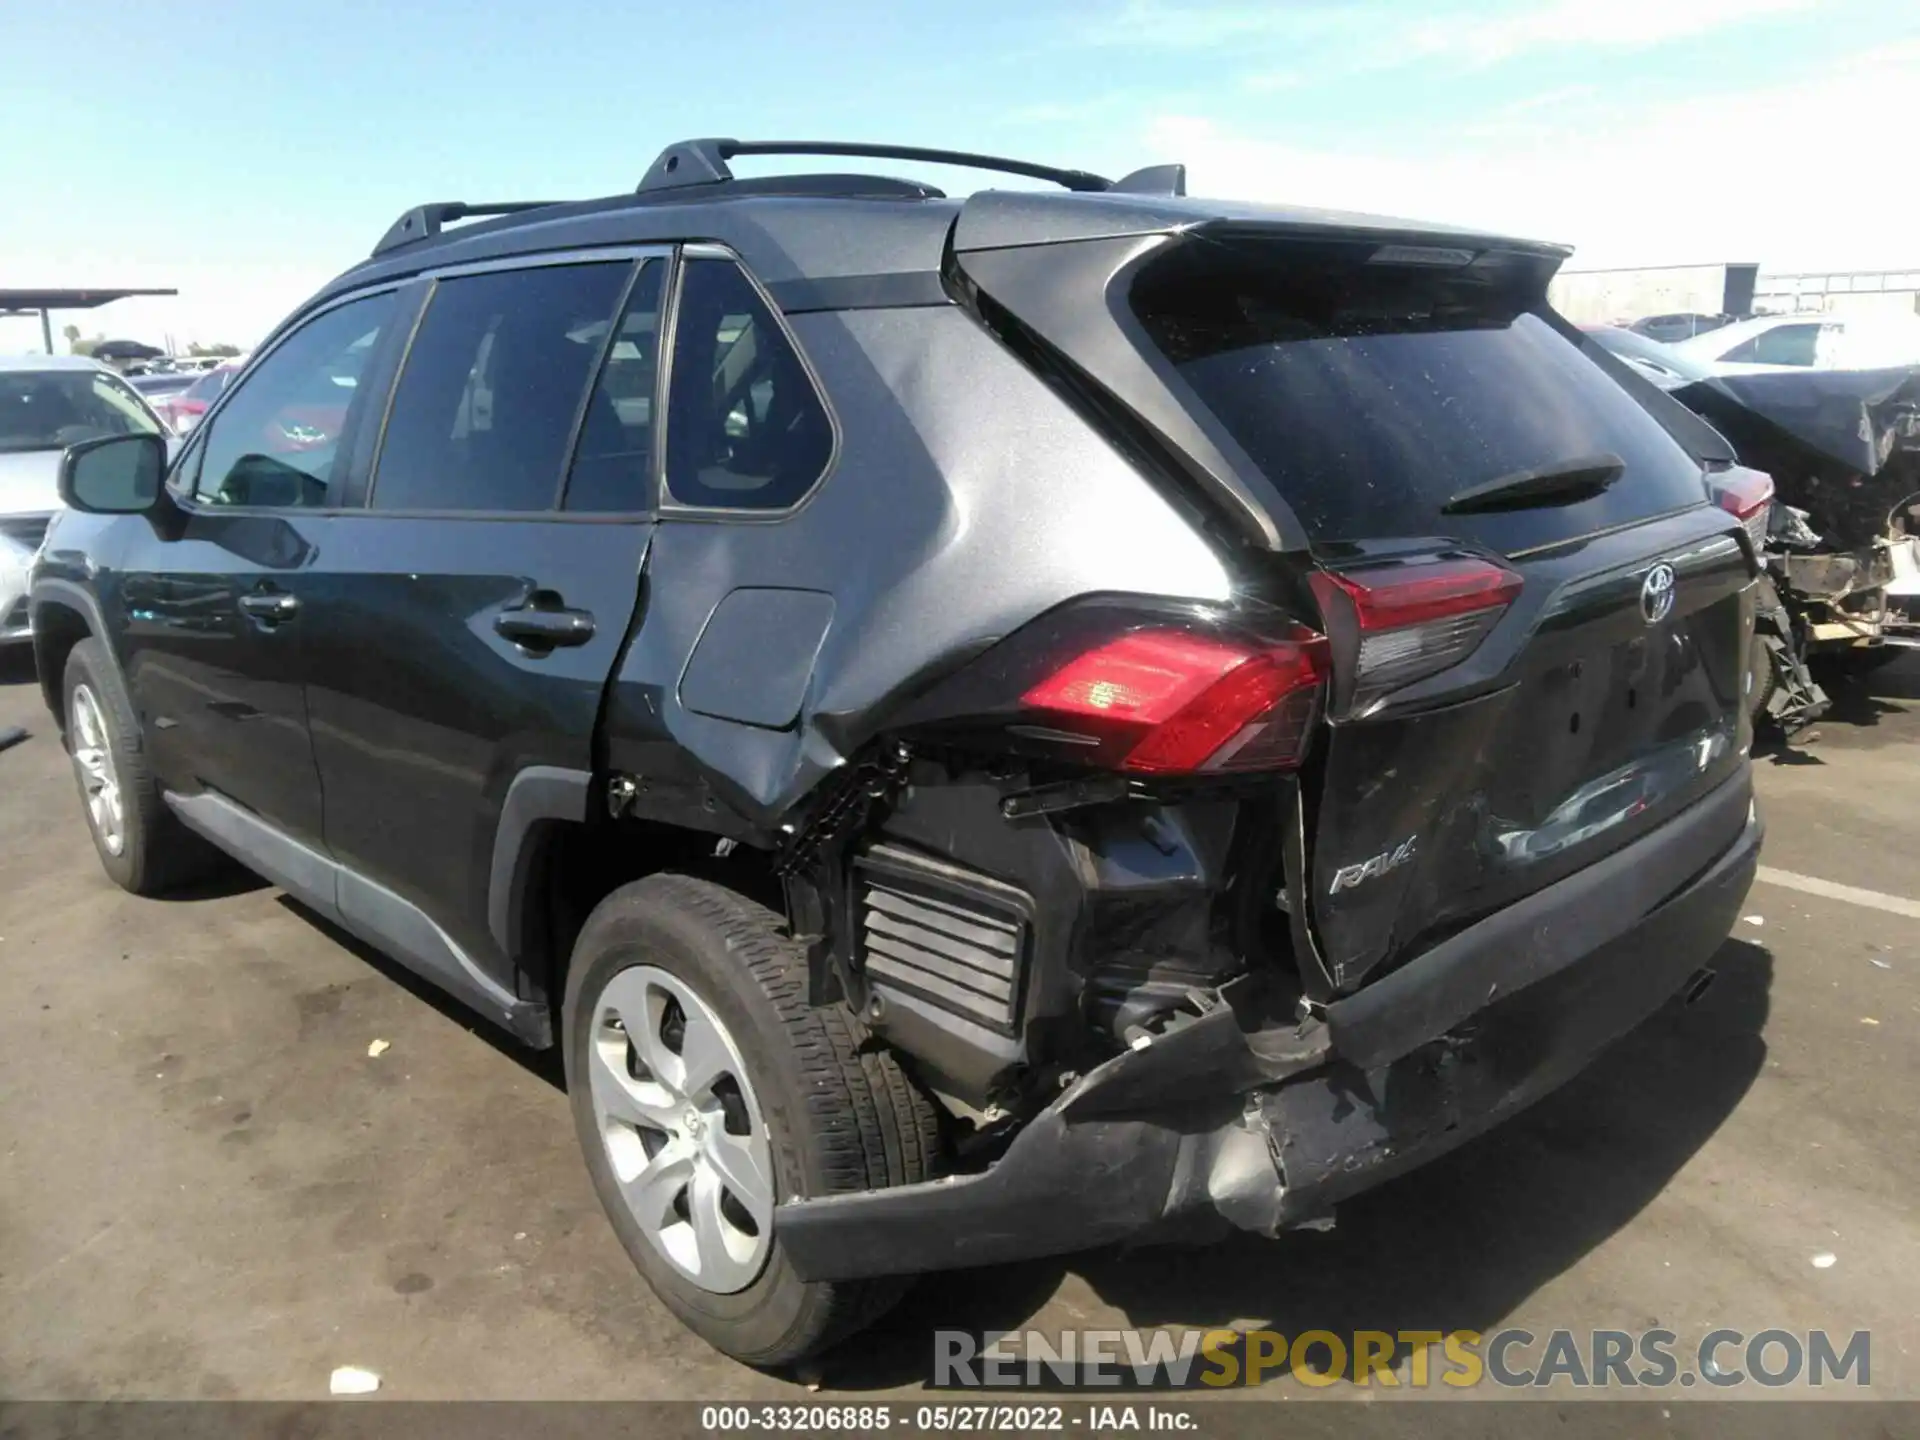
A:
[{"xmin": 1, "ymin": 355, "xmax": 167, "ymax": 644}]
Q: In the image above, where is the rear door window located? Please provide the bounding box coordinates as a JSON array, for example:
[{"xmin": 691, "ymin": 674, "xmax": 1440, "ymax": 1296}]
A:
[
  {"xmin": 562, "ymin": 259, "xmax": 665, "ymax": 512},
  {"xmin": 1129, "ymin": 239, "xmax": 1711, "ymax": 552},
  {"xmin": 372, "ymin": 262, "xmax": 629, "ymax": 512}
]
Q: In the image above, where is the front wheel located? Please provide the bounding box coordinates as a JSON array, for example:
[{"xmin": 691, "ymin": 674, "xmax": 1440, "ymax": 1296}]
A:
[
  {"xmin": 62, "ymin": 638, "xmax": 226, "ymax": 895},
  {"xmin": 563, "ymin": 873, "xmax": 941, "ymax": 1365}
]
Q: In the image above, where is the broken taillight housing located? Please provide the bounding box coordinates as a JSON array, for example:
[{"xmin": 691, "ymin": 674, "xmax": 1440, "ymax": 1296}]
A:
[
  {"xmin": 1710, "ymin": 466, "xmax": 1774, "ymax": 556},
  {"xmin": 1020, "ymin": 628, "xmax": 1328, "ymax": 774},
  {"xmin": 1311, "ymin": 555, "xmax": 1523, "ymax": 712}
]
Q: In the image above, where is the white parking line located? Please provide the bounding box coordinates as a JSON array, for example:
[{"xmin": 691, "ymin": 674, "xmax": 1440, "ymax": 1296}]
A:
[{"xmin": 1755, "ymin": 866, "xmax": 1920, "ymax": 920}]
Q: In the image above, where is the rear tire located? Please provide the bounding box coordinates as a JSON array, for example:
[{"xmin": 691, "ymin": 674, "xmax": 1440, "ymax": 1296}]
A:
[
  {"xmin": 562, "ymin": 873, "xmax": 941, "ymax": 1366},
  {"xmin": 62, "ymin": 638, "xmax": 227, "ymax": 896},
  {"xmin": 1747, "ymin": 632, "xmax": 1775, "ymax": 723}
]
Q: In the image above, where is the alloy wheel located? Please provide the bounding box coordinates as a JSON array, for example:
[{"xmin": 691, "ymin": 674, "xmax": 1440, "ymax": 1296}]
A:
[
  {"xmin": 588, "ymin": 965, "xmax": 776, "ymax": 1294},
  {"xmin": 69, "ymin": 684, "xmax": 125, "ymax": 857}
]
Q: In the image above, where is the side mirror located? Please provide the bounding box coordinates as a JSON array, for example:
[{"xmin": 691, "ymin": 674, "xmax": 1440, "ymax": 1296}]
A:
[{"xmin": 59, "ymin": 432, "xmax": 167, "ymax": 515}]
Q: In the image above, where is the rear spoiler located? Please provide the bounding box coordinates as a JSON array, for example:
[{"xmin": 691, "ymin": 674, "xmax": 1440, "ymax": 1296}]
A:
[{"xmin": 952, "ymin": 197, "xmax": 1581, "ymax": 555}]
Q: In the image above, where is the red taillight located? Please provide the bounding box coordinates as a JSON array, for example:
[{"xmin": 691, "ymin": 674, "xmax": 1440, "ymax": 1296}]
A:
[
  {"xmin": 1311, "ymin": 556, "xmax": 1522, "ymax": 710},
  {"xmin": 1315, "ymin": 557, "xmax": 1523, "ymax": 631},
  {"xmin": 1021, "ymin": 629, "xmax": 1326, "ymax": 774},
  {"xmin": 1711, "ymin": 466, "xmax": 1774, "ymax": 553}
]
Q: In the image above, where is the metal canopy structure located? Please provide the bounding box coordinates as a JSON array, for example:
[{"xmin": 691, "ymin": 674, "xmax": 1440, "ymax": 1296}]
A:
[{"xmin": 0, "ymin": 287, "xmax": 179, "ymax": 354}]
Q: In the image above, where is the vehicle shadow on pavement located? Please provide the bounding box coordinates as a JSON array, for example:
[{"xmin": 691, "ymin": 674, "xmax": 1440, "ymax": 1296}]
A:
[
  {"xmin": 1761, "ymin": 655, "xmax": 1919, "ymax": 763},
  {"xmin": 0, "ymin": 647, "xmax": 39, "ymax": 686},
  {"xmin": 150, "ymin": 866, "xmax": 272, "ymax": 902},
  {"xmin": 1823, "ymin": 655, "xmax": 1920, "ymax": 721},
  {"xmin": 824, "ymin": 937, "xmax": 1774, "ymax": 1392},
  {"xmin": 275, "ymin": 895, "xmax": 567, "ymax": 1089}
]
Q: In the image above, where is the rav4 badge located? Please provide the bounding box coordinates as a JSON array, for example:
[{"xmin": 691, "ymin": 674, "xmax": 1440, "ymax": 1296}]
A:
[{"xmin": 1329, "ymin": 834, "xmax": 1419, "ymax": 895}]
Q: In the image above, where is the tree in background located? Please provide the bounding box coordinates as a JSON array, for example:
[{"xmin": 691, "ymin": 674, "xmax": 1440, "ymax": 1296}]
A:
[
  {"xmin": 186, "ymin": 341, "xmax": 242, "ymax": 357},
  {"xmin": 64, "ymin": 327, "xmax": 105, "ymax": 357}
]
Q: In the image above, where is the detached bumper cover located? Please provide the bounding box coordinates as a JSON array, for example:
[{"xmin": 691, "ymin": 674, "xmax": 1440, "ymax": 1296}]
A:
[{"xmin": 776, "ymin": 767, "xmax": 1761, "ymax": 1282}]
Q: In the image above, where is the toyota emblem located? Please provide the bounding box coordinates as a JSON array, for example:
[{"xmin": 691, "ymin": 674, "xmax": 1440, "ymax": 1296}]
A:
[{"xmin": 1640, "ymin": 563, "xmax": 1676, "ymax": 624}]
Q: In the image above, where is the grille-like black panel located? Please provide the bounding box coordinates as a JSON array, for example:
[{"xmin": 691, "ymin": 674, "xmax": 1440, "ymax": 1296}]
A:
[{"xmin": 854, "ymin": 844, "xmax": 1033, "ymax": 1034}]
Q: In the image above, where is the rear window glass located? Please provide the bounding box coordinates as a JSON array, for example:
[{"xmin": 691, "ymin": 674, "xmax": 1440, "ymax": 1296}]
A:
[
  {"xmin": 1130, "ymin": 241, "xmax": 1710, "ymax": 551},
  {"xmin": 663, "ymin": 258, "xmax": 833, "ymax": 511}
]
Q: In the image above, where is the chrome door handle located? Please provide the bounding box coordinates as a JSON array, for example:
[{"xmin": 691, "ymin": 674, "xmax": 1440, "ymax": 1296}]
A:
[{"xmin": 239, "ymin": 592, "xmax": 300, "ymax": 623}]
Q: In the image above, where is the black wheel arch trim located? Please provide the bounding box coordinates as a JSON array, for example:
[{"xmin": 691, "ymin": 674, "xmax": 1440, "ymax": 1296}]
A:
[
  {"xmin": 29, "ymin": 576, "xmax": 116, "ymax": 724},
  {"xmin": 488, "ymin": 764, "xmax": 594, "ymax": 962}
]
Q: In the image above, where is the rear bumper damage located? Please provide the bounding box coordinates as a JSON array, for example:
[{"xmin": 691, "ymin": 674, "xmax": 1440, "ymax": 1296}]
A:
[{"xmin": 776, "ymin": 767, "xmax": 1761, "ymax": 1282}]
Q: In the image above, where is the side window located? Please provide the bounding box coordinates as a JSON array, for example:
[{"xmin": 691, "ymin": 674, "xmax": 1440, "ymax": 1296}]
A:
[
  {"xmin": 664, "ymin": 258, "xmax": 833, "ymax": 510},
  {"xmin": 562, "ymin": 260, "xmax": 665, "ymax": 512},
  {"xmin": 372, "ymin": 262, "xmax": 629, "ymax": 512},
  {"xmin": 90, "ymin": 374, "xmax": 165, "ymax": 438},
  {"xmin": 1723, "ymin": 323, "xmax": 1820, "ymax": 367},
  {"xmin": 192, "ymin": 292, "xmax": 394, "ymax": 508}
]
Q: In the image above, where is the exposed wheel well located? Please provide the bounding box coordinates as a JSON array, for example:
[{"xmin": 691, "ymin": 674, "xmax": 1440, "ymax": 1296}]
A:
[
  {"xmin": 514, "ymin": 814, "xmax": 786, "ymax": 1029},
  {"xmin": 31, "ymin": 601, "xmax": 92, "ymax": 721}
]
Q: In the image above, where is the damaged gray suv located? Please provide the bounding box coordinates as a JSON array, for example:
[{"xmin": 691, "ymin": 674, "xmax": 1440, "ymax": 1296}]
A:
[{"xmin": 32, "ymin": 139, "xmax": 1763, "ymax": 1364}]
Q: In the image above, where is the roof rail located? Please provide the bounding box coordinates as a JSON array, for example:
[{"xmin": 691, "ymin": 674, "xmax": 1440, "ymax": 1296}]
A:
[
  {"xmin": 373, "ymin": 201, "xmax": 558, "ymax": 258},
  {"xmin": 637, "ymin": 139, "xmax": 1114, "ymax": 196}
]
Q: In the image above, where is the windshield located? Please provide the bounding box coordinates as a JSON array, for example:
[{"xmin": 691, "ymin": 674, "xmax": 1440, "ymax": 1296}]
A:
[
  {"xmin": 1130, "ymin": 237, "xmax": 1711, "ymax": 552},
  {"xmin": 0, "ymin": 369, "xmax": 163, "ymax": 453}
]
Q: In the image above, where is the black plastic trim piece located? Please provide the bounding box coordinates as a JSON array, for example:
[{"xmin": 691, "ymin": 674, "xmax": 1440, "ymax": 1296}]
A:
[
  {"xmin": 27, "ymin": 577, "xmax": 114, "ymax": 720},
  {"xmin": 853, "ymin": 842, "xmax": 1035, "ymax": 1038},
  {"xmin": 763, "ymin": 270, "xmax": 952, "ymax": 314},
  {"xmin": 488, "ymin": 766, "xmax": 593, "ymax": 960}
]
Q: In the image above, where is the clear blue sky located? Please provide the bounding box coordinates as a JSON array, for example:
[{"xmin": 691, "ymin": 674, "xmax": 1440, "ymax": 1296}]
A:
[{"xmin": 5, "ymin": 0, "xmax": 1917, "ymax": 351}]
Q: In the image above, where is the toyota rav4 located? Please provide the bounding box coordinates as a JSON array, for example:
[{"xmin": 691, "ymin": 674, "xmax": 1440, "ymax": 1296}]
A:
[{"xmin": 31, "ymin": 139, "xmax": 1764, "ymax": 1365}]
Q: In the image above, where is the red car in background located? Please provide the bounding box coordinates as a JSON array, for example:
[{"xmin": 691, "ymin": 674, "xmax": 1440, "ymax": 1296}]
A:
[{"xmin": 148, "ymin": 361, "xmax": 243, "ymax": 434}]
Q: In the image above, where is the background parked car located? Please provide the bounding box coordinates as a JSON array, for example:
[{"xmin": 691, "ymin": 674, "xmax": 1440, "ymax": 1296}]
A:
[
  {"xmin": 0, "ymin": 355, "xmax": 166, "ymax": 643},
  {"xmin": 1587, "ymin": 321, "xmax": 1920, "ymax": 727},
  {"xmin": 1629, "ymin": 312, "xmax": 1732, "ymax": 343},
  {"xmin": 1583, "ymin": 325, "xmax": 1714, "ymax": 391},
  {"xmin": 148, "ymin": 360, "xmax": 243, "ymax": 433},
  {"xmin": 1669, "ymin": 311, "xmax": 1920, "ymax": 374},
  {"xmin": 128, "ymin": 371, "xmax": 199, "ymax": 403}
]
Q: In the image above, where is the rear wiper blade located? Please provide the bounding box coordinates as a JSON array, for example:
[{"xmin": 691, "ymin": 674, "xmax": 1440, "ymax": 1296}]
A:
[{"xmin": 1442, "ymin": 453, "xmax": 1625, "ymax": 514}]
